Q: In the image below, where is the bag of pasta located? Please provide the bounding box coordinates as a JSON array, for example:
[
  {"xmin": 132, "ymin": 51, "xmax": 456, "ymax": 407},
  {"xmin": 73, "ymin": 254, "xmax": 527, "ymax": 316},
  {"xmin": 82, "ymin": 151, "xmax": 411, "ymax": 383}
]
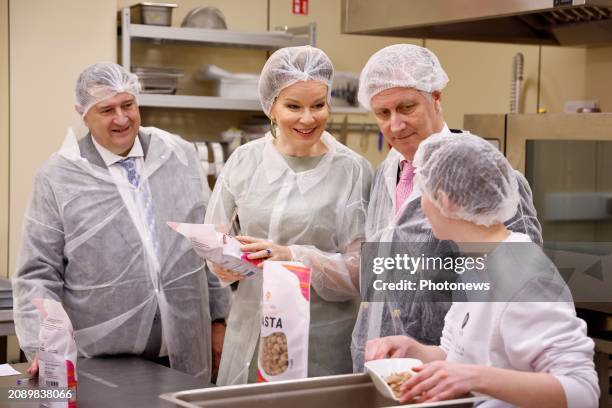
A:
[
  {"xmin": 34, "ymin": 298, "xmax": 77, "ymax": 408},
  {"xmin": 257, "ymin": 261, "xmax": 311, "ymax": 382}
]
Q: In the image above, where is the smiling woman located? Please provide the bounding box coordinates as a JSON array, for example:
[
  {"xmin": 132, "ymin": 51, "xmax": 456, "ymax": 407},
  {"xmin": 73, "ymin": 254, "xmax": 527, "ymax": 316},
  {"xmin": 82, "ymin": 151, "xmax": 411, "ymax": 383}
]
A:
[
  {"xmin": 203, "ymin": 45, "xmax": 374, "ymax": 386},
  {"xmin": 270, "ymin": 81, "xmax": 329, "ymax": 157}
]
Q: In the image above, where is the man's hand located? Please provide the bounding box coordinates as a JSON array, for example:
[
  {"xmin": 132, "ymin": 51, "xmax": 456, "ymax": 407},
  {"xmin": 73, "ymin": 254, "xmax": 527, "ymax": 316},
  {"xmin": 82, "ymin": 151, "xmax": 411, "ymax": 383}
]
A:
[
  {"xmin": 27, "ymin": 353, "xmax": 39, "ymax": 377},
  {"xmin": 399, "ymin": 361, "xmax": 482, "ymax": 404},
  {"xmin": 237, "ymin": 236, "xmax": 292, "ymax": 266},
  {"xmin": 211, "ymin": 321, "xmax": 226, "ymax": 382},
  {"xmin": 365, "ymin": 335, "xmax": 416, "ymax": 362}
]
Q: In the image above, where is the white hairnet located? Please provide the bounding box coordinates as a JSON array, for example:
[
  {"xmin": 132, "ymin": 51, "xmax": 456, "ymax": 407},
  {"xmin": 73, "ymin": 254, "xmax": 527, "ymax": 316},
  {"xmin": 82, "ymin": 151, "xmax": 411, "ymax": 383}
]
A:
[
  {"xmin": 258, "ymin": 45, "xmax": 333, "ymax": 116},
  {"xmin": 75, "ymin": 61, "xmax": 141, "ymax": 118},
  {"xmin": 357, "ymin": 44, "xmax": 449, "ymax": 110},
  {"xmin": 414, "ymin": 132, "xmax": 519, "ymax": 226}
]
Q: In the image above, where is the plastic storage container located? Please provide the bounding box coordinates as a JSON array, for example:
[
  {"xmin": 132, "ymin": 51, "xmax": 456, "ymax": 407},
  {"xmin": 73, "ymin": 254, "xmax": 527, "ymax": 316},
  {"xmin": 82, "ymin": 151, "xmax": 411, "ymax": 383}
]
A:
[
  {"xmin": 130, "ymin": 3, "xmax": 177, "ymax": 26},
  {"xmin": 216, "ymin": 77, "xmax": 259, "ymax": 99},
  {"xmin": 133, "ymin": 66, "xmax": 183, "ymax": 94}
]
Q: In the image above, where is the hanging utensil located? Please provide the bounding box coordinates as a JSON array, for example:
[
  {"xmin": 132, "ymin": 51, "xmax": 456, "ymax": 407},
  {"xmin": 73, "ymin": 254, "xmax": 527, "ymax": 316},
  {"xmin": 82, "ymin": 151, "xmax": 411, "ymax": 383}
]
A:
[
  {"xmin": 359, "ymin": 123, "xmax": 369, "ymax": 151},
  {"xmin": 338, "ymin": 115, "xmax": 349, "ymax": 145}
]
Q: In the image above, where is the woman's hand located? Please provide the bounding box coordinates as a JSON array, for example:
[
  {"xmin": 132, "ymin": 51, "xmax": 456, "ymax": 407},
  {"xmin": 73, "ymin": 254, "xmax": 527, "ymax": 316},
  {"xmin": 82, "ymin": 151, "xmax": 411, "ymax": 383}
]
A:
[
  {"xmin": 399, "ymin": 361, "xmax": 482, "ymax": 404},
  {"xmin": 365, "ymin": 335, "xmax": 417, "ymax": 361},
  {"xmin": 237, "ymin": 236, "xmax": 293, "ymax": 266},
  {"xmin": 210, "ymin": 262, "xmax": 245, "ymax": 283}
]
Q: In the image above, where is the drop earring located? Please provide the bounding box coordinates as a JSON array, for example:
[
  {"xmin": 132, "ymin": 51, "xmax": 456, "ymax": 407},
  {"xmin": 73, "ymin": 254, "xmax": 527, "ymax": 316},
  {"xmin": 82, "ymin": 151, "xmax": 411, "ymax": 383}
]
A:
[{"xmin": 270, "ymin": 118, "xmax": 277, "ymax": 138}]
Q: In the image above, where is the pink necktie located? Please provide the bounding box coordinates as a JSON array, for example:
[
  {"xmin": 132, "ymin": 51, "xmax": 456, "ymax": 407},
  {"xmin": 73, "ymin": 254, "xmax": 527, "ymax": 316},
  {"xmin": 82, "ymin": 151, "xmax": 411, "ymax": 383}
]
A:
[{"xmin": 395, "ymin": 160, "xmax": 414, "ymax": 213}]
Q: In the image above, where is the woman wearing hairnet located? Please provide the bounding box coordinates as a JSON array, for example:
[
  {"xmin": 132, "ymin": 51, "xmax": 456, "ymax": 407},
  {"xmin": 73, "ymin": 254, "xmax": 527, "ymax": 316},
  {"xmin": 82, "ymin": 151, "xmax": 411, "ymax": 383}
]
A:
[
  {"xmin": 206, "ymin": 46, "xmax": 373, "ymax": 385},
  {"xmin": 365, "ymin": 133, "xmax": 598, "ymax": 408}
]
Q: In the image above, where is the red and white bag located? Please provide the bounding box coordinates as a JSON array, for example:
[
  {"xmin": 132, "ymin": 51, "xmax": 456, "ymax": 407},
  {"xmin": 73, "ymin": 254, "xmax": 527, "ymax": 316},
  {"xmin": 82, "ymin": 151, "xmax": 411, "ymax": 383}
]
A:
[
  {"xmin": 34, "ymin": 298, "xmax": 77, "ymax": 408},
  {"xmin": 257, "ymin": 261, "xmax": 311, "ymax": 382},
  {"xmin": 168, "ymin": 222, "xmax": 261, "ymax": 278}
]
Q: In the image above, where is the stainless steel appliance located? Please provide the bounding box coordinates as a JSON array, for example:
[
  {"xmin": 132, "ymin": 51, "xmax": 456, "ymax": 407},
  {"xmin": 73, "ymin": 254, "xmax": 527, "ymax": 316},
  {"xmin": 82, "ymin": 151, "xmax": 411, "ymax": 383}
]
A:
[
  {"xmin": 342, "ymin": 0, "xmax": 612, "ymax": 46},
  {"xmin": 464, "ymin": 113, "xmax": 612, "ymax": 244}
]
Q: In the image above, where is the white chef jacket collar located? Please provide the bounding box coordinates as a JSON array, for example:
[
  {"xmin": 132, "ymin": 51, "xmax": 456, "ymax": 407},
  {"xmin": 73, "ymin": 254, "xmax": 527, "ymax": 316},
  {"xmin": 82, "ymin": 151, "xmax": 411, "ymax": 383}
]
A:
[{"xmin": 261, "ymin": 131, "xmax": 337, "ymax": 194}]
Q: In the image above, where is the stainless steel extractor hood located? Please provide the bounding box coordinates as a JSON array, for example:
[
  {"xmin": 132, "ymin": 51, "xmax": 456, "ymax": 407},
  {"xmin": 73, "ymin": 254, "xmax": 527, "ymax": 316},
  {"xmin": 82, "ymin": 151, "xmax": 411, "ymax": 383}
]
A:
[{"xmin": 342, "ymin": 0, "xmax": 612, "ymax": 46}]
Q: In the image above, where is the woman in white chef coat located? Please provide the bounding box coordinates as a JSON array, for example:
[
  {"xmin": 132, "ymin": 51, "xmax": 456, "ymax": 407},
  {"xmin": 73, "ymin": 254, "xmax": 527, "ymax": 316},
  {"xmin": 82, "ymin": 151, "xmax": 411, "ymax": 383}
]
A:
[
  {"xmin": 365, "ymin": 132, "xmax": 598, "ymax": 408},
  {"xmin": 205, "ymin": 45, "xmax": 373, "ymax": 385}
]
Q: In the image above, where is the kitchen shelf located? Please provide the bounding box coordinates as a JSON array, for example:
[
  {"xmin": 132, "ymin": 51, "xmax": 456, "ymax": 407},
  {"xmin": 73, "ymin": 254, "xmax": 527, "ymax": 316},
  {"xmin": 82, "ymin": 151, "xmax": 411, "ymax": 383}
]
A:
[
  {"xmin": 121, "ymin": 7, "xmax": 366, "ymax": 115},
  {"xmin": 126, "ymin": 24, "xmax": 312, "ymax": 49},
  {"xmin": 121, "ymin": 7, "xmax": 315, "ymax": 72},
  {"xmin": 139, "ymin": 94, "xmax": 368, "ymax": 114}
]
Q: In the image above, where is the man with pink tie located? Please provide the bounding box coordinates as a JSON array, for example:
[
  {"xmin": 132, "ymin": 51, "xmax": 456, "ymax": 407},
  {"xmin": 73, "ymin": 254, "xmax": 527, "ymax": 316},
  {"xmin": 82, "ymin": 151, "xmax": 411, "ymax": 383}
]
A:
[{"xmin": 350, "ymin": 44, "xmax": 542, "ymax": 372}]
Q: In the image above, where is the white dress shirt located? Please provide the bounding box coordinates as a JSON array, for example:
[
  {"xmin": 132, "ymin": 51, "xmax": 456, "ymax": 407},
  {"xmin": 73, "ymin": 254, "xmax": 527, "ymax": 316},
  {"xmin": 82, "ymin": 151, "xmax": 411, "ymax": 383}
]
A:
[{"xmin": 91, "ymin": 135, "xmax": 168, "ymax": 357}]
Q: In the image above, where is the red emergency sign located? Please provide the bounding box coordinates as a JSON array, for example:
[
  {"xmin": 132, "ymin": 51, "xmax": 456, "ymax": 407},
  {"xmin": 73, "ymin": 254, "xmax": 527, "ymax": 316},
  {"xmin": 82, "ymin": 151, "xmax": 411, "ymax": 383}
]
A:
[{"xmin": 292, "ymin": 0, "xmax": 309, "ymax": 15}]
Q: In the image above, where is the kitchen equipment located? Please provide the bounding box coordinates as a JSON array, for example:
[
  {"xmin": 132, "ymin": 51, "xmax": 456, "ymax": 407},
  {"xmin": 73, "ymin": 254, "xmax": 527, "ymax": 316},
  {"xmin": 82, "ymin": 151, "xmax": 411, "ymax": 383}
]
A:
[
  {"xmin": 181, "ymin": 6, "xmax": 227, "ymax": 29},
  {"xmin": 510, "ymin": 53, "xmax": 524, "ymax": 114},
  {"xmin": 161, "ymin": 373, "xmax": 490, "ymax": 408},
  {"xmin": 342, "ymin": 0, "xmax": 612, "ymax": 46},
  {"xmin": 0, "ymin": 279, "xmax": 12, "ymax": 309},
  {"xmin": 197, "ymin": 65, "xmax": 259, "ymax": 99},
  {"xmin": 132, "ymin": 66, "xmax": 183, "ymax": 94},
  {"xmin": 129, "ymin": 3, "xmax": 177, "ymax": 26},
  {"xmin": 331, "ymin": 72, "xmax": 359, "ymax": 107},
  {"xmin": 194, "ymin": 142, "xmax": 210, "ymax": 176},
  {"xmin": 338, "ymin": 115, "xmax": 348, "ymax": 145},
  {"xmin": 464, "ymin": 113, "xmax": 612, "ymax": 240},
  {"xmin": 364, "ymin": 358, "xmax": 421, "ymax": 401}
]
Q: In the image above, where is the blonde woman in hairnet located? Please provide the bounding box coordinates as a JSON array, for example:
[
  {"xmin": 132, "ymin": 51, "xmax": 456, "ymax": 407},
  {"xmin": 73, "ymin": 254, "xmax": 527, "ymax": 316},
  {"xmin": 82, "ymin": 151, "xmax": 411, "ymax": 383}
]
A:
[
  {"xmin": 205, "ymin": 45, "xmax": 373, "ymax": 385},
  {"xmin": 365, "ymin": 133, "xmax": 598, "ymax": 408}
]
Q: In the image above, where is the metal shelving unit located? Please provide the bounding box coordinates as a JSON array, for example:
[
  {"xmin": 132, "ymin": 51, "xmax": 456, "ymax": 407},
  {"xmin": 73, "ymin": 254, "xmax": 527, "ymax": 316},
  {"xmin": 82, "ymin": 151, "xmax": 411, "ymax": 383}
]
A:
[
  {"xmin": 138, "ymin": 94, "xmax": 261, "ymax": 111},
  {"xmin": 120, "ymin": 7, "xmax": 367, "ymax": 115}
]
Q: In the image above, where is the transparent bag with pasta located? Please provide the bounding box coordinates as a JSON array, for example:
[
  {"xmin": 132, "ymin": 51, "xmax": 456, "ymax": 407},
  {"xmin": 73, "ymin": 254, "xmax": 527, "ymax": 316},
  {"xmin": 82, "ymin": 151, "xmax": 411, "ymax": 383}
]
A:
[{"xmin": 257, "ymin": 261, "xmax": 311, "ymax": 382}]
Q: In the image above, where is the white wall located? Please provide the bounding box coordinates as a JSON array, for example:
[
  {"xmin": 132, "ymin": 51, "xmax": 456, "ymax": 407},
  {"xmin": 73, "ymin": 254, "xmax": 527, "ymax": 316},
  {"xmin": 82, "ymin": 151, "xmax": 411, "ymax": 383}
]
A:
[
  {"xmin": 0, "ymin": 0, "xmax": 8, "ymax": 279},
  {"xmin": 8, "ymin": 0, "xmax": 117, "ymax": 276}
]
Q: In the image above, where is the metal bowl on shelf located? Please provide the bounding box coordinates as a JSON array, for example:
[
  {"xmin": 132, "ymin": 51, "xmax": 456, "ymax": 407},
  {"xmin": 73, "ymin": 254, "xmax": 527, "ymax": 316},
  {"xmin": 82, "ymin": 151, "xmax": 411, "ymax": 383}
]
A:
[{"xmin": 181, "ymin": 6, "xmax": 227, "ymax": 29}]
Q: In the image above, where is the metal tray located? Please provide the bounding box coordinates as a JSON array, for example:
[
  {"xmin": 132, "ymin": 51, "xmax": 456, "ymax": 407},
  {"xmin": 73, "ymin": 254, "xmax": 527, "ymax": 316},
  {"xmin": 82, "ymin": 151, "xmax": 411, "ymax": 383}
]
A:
[{"xmin": 160, "ymin": 373, "xmax": 489, "ymax": 408}]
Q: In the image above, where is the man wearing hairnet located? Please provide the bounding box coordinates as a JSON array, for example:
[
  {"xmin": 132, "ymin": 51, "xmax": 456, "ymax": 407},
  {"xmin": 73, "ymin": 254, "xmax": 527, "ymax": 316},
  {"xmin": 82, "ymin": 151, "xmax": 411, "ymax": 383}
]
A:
[
  {"xmin": 351, "ymin": 44, "xmax": 542, "ymax": 372},
  {"xmin": 12, "ymin": 62, "xmax": 231, "ymax": 380}
]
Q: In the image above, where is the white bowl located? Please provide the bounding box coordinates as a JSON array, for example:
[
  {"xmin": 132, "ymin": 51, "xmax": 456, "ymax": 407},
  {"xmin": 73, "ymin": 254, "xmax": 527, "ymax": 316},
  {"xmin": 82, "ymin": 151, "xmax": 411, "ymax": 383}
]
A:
[{"xmin": 364, "ymin": 358, "xmax": 422, "ymax": 401}]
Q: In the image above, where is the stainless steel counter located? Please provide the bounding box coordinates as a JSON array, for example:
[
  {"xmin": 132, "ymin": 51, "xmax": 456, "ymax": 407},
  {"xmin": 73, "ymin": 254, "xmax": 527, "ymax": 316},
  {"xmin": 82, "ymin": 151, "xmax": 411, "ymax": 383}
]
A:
[
  {"xmin": 162, "ymin": 373, "xmax": 488, "ymax": 408},
  {"xmin": 0, "ymin": 357, "xmax": 210, "ymax": 407},
  {"xmin": 0, "ymin": 309, "xmax": 14, "ymax": 336}
]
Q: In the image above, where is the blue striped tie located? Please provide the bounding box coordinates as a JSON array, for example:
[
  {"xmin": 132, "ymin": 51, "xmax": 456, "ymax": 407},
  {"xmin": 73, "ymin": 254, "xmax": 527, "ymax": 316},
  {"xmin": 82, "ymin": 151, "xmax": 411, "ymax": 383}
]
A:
[{"xmin": 117, "ymin": 157, "xmax": 159, "ymax": 256}]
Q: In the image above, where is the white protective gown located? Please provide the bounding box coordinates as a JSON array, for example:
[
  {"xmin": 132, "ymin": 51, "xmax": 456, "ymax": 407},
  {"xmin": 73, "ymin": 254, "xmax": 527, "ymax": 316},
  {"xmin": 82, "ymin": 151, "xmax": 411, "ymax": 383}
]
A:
[
  {"xmin": 210, "ymin": 131, "xmax": 373, "ymax": 385},
  {"xmin": 13, "ymin": 126, "xmax": 231, "ymax": 380},
  {"xmin": 351, "ymin": 128, "xmax": 543, "ymax": 372}
]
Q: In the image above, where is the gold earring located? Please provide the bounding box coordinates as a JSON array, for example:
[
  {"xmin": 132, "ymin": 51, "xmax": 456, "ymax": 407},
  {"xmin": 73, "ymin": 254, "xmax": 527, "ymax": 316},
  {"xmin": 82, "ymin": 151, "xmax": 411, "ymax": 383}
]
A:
[{"xmin": 270, "ymin": 118, "xmax": 277, "ymax": 138}]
